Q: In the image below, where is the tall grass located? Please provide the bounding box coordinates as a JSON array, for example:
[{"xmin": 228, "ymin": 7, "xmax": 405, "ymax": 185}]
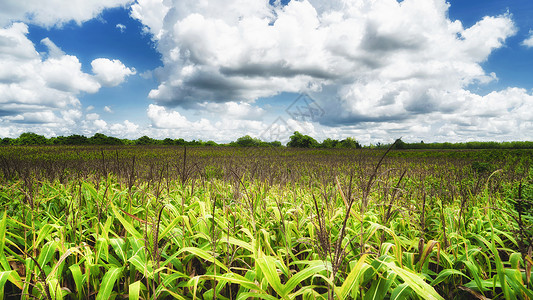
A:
[{"xmin": 0, "ymin": 146, "xmax": 531, "ymax": 299}]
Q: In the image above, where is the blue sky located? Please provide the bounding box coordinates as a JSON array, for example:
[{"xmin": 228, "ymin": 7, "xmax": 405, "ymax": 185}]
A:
[{"xmin": 0, "ymin": 0, "xmax": 532, "ymax": 144}]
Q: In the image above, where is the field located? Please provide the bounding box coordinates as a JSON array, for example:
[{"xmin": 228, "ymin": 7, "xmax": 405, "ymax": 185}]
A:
[{"xmin": 0, "ymin": 145, "xmax": 532, "ymax": 299}]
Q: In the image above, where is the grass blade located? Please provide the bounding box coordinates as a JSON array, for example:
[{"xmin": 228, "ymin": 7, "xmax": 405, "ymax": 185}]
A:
[{"xmin": 96, "ymin": 266, "xmax": 123, "ymax": 300}]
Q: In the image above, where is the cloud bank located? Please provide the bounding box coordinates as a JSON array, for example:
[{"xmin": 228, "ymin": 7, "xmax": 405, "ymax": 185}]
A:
[
  {"xmin": 0, "ymin": 0, "xmax": 133, "ymax": 27},
  {"xmin": 0, "ymin": 22, "xmax": 135, "ymax": 137},
  {"xmin": 128, "ymin": 0, "xmax": 533, "ymax": 143}
]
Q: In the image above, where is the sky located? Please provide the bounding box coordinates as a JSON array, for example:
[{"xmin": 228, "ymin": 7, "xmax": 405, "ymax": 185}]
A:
[{"xmin": 0, "ymin": 0, "xmax": 533, "ymax": 145}]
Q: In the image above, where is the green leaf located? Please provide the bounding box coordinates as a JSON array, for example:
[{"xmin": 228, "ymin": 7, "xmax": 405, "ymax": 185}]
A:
[
  {"xmin": 110, "ymin": 203, "xmax": 143, "ymax": 239},
  {"xmin": 96, "ymin": 266, "xmax": 123, "ymax": 300},
  {"xmin": 37, "ymin": 240, "xmax": 58, "ymax": 268},
  {"xmin": 0, "ymin": 271, "xmax": 12, "ymax": 300},
  {"xmin": 336, "ymin": 254, "xmax": 370, "ymax": 300},
  {"xmin": 69, "ymin": 264, "xmax": 85, "ymax": 297},
  {"xmin": 256, "ymin": 255, "xmax": 286, "ymax": 298},
  {"xmin": 109, "ymin": 238, "xmax": 127, "ymax": 263},
  {"xmin": 285, "ymin": 261, "xmax": 327, "ymax": 295},
  {"xmin": 364, "ymin": 272, "xmax": 396, "ymax": 300},
  {"xmin": 382, "ymin": 260, "xmax": 444, "ymax": 300},
  {"xmin": 391, "ymin": 283, "xmax": 413, "ymax": 300},
  {"xmin": 129, "ymin": 280, "xmax": 141, "ymax": 300},
  {"xmin": 431, "ymin": 269, "xmax": 470, "ymax": 287},
  {"xmin": 178, "ymin": 247, "xmax": 229, "ymax": 272}
]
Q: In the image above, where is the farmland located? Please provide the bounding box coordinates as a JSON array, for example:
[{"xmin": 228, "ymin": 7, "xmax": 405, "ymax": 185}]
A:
[{"xmin": 0, "ymin": 145, "xmax": 532, "ymax": 299}]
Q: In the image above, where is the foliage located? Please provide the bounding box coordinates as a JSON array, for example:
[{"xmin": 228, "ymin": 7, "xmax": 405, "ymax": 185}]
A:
[
  {"xmin": 16, "ymin": 132, "xmax": 48, "ymax": 145},
  {"xmin": 0, "ymin": 146, "xmax": 532, "ymax": 299},
  {"xmin": 288, "ymin": 131, "xmax": 319, "ymax": 148}
]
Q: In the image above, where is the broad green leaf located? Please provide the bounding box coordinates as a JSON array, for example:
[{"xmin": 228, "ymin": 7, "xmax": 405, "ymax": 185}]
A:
[
  {"xmin": 431, "ymin": 269, "xmax": 470, "ymax": 287},
  {"xmin": 285, "ymin": 262, "xmax": 327, "ymax": 295},
  {"xmin": 382, "ymin": 260, "xmax": 444, "ymax": 300},
  {"xmin": 96, "ymin": 266, "xmax": 123, "ymax": 300},
  {"xmin": 256, "ymin": 255, "xmax": 286, "ymax": 298},
  {"xmin": 69, "ymin": 264, "xmax": 85, "ymax": 297},
  {"xmin": 391, "ymin": 283, "xmax": 413, "ymax": 300},
  {"xmin": 110, "ymin": 203, "xmax": 143, "ymax": 239},
  {"xmin": 336, "ymin": 254, "xmax": 370, "ymax": 300},
  {"xmin": 48, "ymin": 278, "xmax": 63, "ymax": 300},
  {"xmin": 178, "ymin": 247, "xmax": 229, "ymax": 272},
  {"xmin": 109, "ymin": 238, "xmax": 127, "ymax": 263},
  {"xmin": 37, "ymin": 240, "xmax": 58, "ymax": 268},
  {"xmin": 0, "ymin": 271, "xmax": 12, "ymax": 300},
  {"xmin": 129, "ymin": 280, "xmax": 141, "ymax": 300},
  {"xmin": 364, "ymin": 272, "xmax": 396, "ymax": 300}
]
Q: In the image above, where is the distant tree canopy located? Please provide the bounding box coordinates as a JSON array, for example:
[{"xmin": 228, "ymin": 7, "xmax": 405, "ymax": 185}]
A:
[
  {"xmin": 321, "ymin": 137, "xmax": 362, "ymax": 149},
  {"xmin": 17, "ymin": 132, "xmax": 48, "ymax": 145},
  {"xmin": 229, "ymin": 135, "xmax": 283, "ymax": 147},
  {"xmin": 287, "ymin": 131, "xmax": 319, "ymax": 148},
  {"xmin": 2, "ymin": 132, "xmax": 533, "ymax": 149},
  {"xmin": 88, "ymin": 133, "xmax": 125, "ymax": 145}
]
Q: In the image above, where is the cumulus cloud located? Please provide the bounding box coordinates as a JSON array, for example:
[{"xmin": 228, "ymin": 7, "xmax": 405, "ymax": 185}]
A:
[
  {"xmin": 147, "ymin": 104, "xmax": 212, "ymax": 129},
  {"xmin": 131, "ymin": 0, "xmax": 517, "ymax": 119},
  {"xmin": 0, "ymin": 22, "xmax": 135, "ymax": 136},
  {"xmin": 146, "ymin": 104, "xmax": 271, "ymax": 141},
  {"xmin": 199, "ymin": 101, "xmax": 265, "ymax": 120},
  {"xmin": 0, "ymin": 23, "xmax": 90, "ymax": 119},
  {"xmin": 91, "ymin": 58, "xmax": 136, "ymax": 87},
  {"xmin": 523, "ymin": 30, "xmax": 533, "ymax": 48},
  {"xmin": 0, "ymin": 0, "xmax": 133, "ymax": 27}
]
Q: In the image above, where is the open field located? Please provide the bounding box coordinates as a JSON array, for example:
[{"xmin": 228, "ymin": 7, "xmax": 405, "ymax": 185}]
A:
[{"xmin": 0, "ymin": 145, "xmax": 532, "ymax": 299}]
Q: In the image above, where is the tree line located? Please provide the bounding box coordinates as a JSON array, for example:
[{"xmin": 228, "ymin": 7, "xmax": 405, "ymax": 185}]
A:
[
  {"xmin": 1, "ymin": 132, "xmax": 532, "ymax": 149},
  {"xmin": 0, "ymin": 132, "xmax": 361, "ymax": 149}
]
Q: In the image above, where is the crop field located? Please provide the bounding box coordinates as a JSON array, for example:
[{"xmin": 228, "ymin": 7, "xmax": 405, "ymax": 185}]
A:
[{"xmin": 0, "ymin": 145, "xmax": 532, "ymax": 299}]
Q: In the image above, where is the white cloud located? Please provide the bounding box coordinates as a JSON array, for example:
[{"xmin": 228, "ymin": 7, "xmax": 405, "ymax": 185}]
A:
[
  {"xmin": 522, "ymin": 30, "xmax": 533, "ymax": 48},
  {"xmin": 109, "ymin": 120, "xmax": 139, "ymax": 136},
  {"xmin": 0, "ymin": 22, "xmax": 136, "ymax": 139},
  {"xmin": 40, "ymin": 37, "xmax": 64, "ymax": 58},
  {"xmin": 91, "ymin": 58, "xmax": 136, "ymax": 87},
  {"xmin": 126, "ymin": 0, "xmax": 530, "ymax": 143},
  {"xmin": 94, "ymin": 119, "xmax": 108, "ymax": 130},
  {"xmin": 86, "ymin": 113, "xmax": 100, "ymax": 121},
  {"xmin": 146, "ymin": 104, "xmax": 274, "ymax": 141},
  {"xmin": 147, "ymin": 104, "xmax": 208, "ymax": 129},
  {"xmin": 116, "ymin": 23, "xmax": 126, "ymax": 33},
  {"xmin": 200, "ymin": 101, "xmax": 265, "ymax": 120},
  {"xmin": 104, "ymin": 106, "xmax": 113, "ymax": 113},
  {"xmin": 132, "ymin": 0, "xmax": 516, "ymax": 113},
  {"xmin": 0, "ymin": 23, "xmax": 94, "ymax": 117},
  {"xmin": 0, "ymin": 0, "xmax": 133, "ymax": 27}
]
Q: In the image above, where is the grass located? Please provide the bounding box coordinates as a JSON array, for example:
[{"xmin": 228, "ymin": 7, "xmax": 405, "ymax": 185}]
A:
[{"xmin": 0, "ymin": 145, "xmax": 532, "ymax": 299}]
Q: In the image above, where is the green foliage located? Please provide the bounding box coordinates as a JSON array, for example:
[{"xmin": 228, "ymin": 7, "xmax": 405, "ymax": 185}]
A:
[
  {"xmin": 288, "ymin": 131, "xmax": 319, "ymax": 148},
  {"xmin": 89, "ymin": 133, "xmax": 125, "ymax": 145},
  {"xmin": 471, "ymin": 161, "xmax": 494, "ymax": 174},
  {"xmin": 135, "ymin": 135, "xmax": 156, "ymax": 145},
  {"xmin": 233, "ymin": 135, "xmax": 262, "ymax": 147},
  {"xmin": 0, "ymin": 146, "xmax": 532, "ymax": 299},
  {"xmin": 17, "ymin": 132, "xmax": 48, "ymax": 145},
  {"xmin": 320, "ymin": 137, "xmax": 361, "ymax": 149}
]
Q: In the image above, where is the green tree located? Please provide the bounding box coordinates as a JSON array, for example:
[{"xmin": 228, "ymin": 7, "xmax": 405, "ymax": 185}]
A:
[
  {"xmin": 287, "ymin": 131, "xmax": 318, "ymax": 148},
  {"xmin": 0, "ymin": 138, "xmax": 14, "ymax": 145},
  {"xmin": 338, "ymin": 137, "xmax": 361, "ymax": 149},
  {"xmin": 64, "ymin": 134, "xmax": 89, "ymax": 145},
  {"xmin": 163, "ymin": 138, "xmax": 175, "ymax": 145},
  {"xmin": 136, "ymin": 136, "xmax": 155, "ymax": 145},
  {"xmin": 234, "ymin": 135, "xmax": 261, "ymax": 147},
  {"xmin": 321, "ymin": 138, "xmax": 339, "ymax": 148},
  {"xmin": 17, "ymin": 132, "xmax": 48, "ymax": 145}
]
